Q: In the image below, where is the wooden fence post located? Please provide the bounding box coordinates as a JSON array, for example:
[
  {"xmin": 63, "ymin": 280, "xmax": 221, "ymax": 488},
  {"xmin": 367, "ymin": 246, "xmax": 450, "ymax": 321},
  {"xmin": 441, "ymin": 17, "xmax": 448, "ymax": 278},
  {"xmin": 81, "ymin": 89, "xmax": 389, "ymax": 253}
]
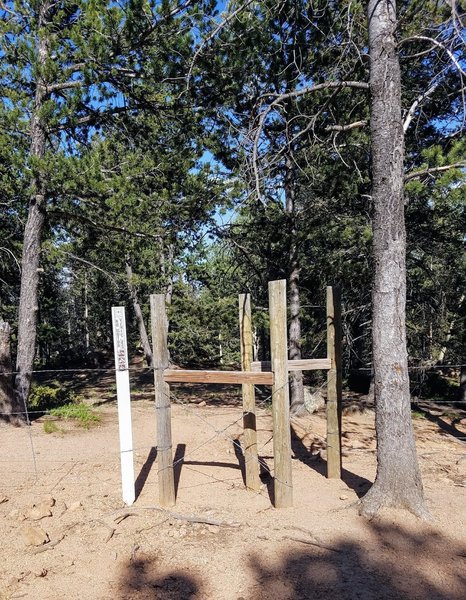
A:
[
  {"xmin": 326, "ymin": 286, "xmax": 343, "ymax": 479},
  {"xmin": 150, "ymin": 294, "xmax": 176, "ymax": 507},
  {"xmin": 239, "ymin": 293, "xmax": 260, "ymax": 492},
  {"xmin": 111, "ymin": 307, "xmax": 135, "ymax": 506},
  {"xmin": 268, "ymin": 280, "xmax": 293, "ymax": 508}
]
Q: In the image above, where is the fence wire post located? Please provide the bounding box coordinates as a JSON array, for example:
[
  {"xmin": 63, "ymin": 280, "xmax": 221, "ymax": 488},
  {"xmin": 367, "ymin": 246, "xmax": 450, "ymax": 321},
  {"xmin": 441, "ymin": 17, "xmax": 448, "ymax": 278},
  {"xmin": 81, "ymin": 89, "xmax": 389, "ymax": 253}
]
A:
[
  {"xmin": 269, "ymin": 279, "xmax": 293, "ymax": 508},
  {"xmin": 111, "ymin": 307, "xmax": 135, "ymax": 506}
]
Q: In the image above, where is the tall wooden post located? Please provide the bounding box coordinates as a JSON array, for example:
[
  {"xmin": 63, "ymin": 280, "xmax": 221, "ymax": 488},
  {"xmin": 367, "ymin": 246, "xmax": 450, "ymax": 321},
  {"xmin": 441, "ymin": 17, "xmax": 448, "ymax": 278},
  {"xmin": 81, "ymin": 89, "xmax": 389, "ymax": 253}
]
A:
[
  {"xmin": 268, "ymin": 280, "xmax": 293, "ymax": 508},
  {"xmin": 150, "ymin": 294, "xmax": 176, "ymax": 506},
  {"xmin": 326, "ymin": 286, "xmax": 343, "ymax": 479},
  {"xmin": 239, "ymin": 293, "xmax": 260, "ymax": 491},
  {"xmin": 111, "ymin": 307, "xmax": 135, "ymax": 506}
]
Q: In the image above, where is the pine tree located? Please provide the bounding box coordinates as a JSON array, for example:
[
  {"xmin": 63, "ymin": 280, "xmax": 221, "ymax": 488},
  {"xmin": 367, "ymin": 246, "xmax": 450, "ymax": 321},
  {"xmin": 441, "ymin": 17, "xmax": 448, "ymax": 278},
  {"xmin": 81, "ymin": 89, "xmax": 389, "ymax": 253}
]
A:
[{"xmin": 0, "ymin": 0, "xmax": 203, "ymax": 413}]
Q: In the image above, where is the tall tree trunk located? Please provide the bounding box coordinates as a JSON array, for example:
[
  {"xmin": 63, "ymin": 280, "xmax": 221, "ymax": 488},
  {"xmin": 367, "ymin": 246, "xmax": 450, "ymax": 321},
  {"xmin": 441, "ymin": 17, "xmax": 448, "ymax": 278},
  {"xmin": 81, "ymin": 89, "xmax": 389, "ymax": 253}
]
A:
[
  {"xmin": 285, "ymin": 155, "xmax": 305, "ymax": 414},
  {"xmin": 160, "ymin": 243, "xmax": 174, "ymax": 305},
  {"xmin": 14, "ymin": 0, "xmax": 50, "ymax": 415},
  {"xmin": 361, "ymin": 0, "xmax": 428, "ymax": 518},
  {"xmin": 83, "ymin": 271, "xmax": 90, "ymax": 350},
  {"xmin": 459, "ymin": 301, "xmax": 466, "ymax": 405},
  {"xmin": 0, "ymin": 322, "xmax": 21, "ymax": 425},
  {"xmin": 125, "ymin": 260, "xmax": 153, "ymax": 367}
]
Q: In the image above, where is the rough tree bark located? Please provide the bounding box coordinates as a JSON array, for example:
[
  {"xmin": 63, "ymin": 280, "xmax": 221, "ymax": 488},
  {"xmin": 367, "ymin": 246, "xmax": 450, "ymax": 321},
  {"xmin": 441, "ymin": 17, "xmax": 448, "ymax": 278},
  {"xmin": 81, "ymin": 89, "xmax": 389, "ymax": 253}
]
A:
[
  {"xmin": 360, "ymin": 0, "xmax": 428, "ymax": 518},
  {"xmin": 14, "ymin": 0, "xmax": 50, "ymax": 416},
  {"xmin": 125, "ymin": 259, "xmax": 153, "ymax": 367}
]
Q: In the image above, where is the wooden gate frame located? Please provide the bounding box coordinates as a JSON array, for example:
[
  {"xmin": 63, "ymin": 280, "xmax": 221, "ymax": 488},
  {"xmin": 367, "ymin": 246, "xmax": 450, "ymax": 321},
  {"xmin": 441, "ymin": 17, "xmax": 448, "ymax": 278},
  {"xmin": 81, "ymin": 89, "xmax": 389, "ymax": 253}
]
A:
[{"xmin": 149, "ymin": 280, "xmax": 342, "ymax": 509}]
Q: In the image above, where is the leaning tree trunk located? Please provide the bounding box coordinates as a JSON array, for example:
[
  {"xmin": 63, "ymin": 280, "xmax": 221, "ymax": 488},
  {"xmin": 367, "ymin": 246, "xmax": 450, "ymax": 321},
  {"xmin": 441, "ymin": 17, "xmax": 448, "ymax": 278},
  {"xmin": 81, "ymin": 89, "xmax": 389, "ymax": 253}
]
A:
[
  {"xmin": 360, "ymin": 0, "xmax": 428, "ymax": 518},
  {"xmin": 125, "ymin": 260, "xmax": 153, "ymax": 367},
  {"xmin": 0, "ymin": 322, "xmax": 22, "ymax": 425},
  {"xmin": 436, "ymin": 294, "xmax": 465, "ymax": 365},
  {"xmin": 14, "ymin": 0, "xmax": 50, "ymax": 415},
  {"xmin": 284, "ymin": 154, "xmax": 305, "ymax": 414}
]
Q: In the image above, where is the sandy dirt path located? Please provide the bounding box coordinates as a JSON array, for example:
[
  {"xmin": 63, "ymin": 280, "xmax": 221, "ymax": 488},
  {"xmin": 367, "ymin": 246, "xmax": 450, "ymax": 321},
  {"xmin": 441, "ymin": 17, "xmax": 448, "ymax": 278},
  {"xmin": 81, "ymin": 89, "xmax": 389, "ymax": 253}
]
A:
[{"xmin": 1, "ymin": 396, "xmax": 466, "ymax": 600}]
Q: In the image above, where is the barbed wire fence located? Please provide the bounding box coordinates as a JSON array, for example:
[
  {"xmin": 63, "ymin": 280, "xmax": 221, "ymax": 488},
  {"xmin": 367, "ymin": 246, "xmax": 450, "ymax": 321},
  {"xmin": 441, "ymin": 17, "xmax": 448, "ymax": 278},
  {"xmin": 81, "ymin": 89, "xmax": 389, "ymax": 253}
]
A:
[
  {"xmin": 0, "ymin": 366, "xmax": 295, "ymax": 503},
  {"xmin": 1, "ymin": 360, "xmax": 465, "ymax": 506}
]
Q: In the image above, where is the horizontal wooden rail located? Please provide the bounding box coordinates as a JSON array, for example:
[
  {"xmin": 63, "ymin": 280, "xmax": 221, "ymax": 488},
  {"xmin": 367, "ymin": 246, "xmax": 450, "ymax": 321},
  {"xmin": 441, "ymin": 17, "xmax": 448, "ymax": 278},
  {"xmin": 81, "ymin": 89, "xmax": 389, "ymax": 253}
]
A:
[
  {"xmin": 251, "ymin": 358, "xmax": 332, "ymax": 372},
  {"xmin": 163, "ymin": 369, "xmax": 274, "ymax": 385}
]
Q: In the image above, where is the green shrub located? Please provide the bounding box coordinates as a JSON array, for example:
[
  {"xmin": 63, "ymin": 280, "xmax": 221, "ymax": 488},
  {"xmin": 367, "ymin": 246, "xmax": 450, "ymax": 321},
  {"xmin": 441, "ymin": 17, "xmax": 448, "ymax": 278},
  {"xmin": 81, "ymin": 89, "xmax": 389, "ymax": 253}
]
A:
[
  {"xmin": 29, "ymin": 382, "xmax": 79, "ymax": 412},
  {"xmin": 419, "ymin": 371, "xmax": 459, "ymax": 401}
]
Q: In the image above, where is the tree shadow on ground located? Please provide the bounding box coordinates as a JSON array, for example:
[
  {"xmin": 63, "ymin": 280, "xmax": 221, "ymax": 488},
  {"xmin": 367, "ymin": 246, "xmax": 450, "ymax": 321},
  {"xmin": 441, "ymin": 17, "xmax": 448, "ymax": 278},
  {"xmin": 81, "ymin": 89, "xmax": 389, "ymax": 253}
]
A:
[
  {"xmin": 116, "ymin": 519, "xmax": 466, "ymax": 599},
  {"xmin": 247, "ymin": 519, "xmax": 466, "ymax": 600},
  {"xmin": 117, "ymin": 556, "xmax": 202, "ymax": 599},
  {"xmin": 412, "ymin": 402, "xmax": 466, "ymax": 443},
  {"xmin": 290, "ymin": 427, "xmax": 372, "ymax": 497}
]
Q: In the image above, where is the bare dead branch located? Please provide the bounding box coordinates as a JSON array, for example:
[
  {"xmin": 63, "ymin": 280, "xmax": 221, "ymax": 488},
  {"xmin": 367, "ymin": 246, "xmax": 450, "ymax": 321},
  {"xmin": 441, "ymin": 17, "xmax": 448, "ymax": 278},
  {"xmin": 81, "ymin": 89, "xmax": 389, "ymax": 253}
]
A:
[
  {"xmin": 251, "ymin": 81, "xmax": 369, "ymax": 200},
  {"xmin": 403, "ymin": 82, "xmax": 439, "ymax": 132},
  {"xmin": 400, "ymin": 36, "xmax": 466, "ymax": 78},
  {"xmin": 325, "ymin": 119, "xmax": 368, "ymax": 132},
  {"xmin": 46, "ymin": 80, "xmax": 83, "ymax": 93}
]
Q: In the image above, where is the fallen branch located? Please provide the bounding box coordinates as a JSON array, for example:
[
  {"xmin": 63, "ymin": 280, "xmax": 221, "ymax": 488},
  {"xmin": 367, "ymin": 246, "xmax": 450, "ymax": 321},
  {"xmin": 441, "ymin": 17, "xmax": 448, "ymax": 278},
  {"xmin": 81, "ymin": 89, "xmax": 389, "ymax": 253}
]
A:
[
  {"xmin": 29, "ymin": 535, "xmax": 65, "ymax": 555},
  {"xmin": 96, "ymin": 519, "xmax": 116, "ymax": 543},
  {"xmin": 127, "ymin": 506, "xmax": 241, "ymax": 528},
  {"xmin": 114, "ymin": 512, "xmax": 137, "ymax": 524},
  {"xmin": 282, "ymin": 535, "xmax": 342, "ymax": 553}
]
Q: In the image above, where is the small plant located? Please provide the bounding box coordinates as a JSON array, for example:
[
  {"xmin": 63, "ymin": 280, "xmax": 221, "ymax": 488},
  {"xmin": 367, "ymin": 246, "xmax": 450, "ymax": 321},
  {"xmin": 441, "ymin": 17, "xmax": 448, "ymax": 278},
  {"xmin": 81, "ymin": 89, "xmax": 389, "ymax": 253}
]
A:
[
  {"xmin": 49, "ymin": 402, "xmax": 100, "ymax": 429},
  {"xmin": 43, "ymin": 420, "xmax": 61, "ymax": 434},
  {"xmin": 411, "ymin": 409, "xmax": 426, "ymax": 420}
]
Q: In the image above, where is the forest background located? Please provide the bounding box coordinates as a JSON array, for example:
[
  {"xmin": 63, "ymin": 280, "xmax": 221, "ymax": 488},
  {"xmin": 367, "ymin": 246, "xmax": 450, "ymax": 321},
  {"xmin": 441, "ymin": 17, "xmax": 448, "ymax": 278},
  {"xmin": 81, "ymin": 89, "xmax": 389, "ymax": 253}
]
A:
[{"xmin": 0, "ymin": 0, "xmax": 465, "ymax": 497}]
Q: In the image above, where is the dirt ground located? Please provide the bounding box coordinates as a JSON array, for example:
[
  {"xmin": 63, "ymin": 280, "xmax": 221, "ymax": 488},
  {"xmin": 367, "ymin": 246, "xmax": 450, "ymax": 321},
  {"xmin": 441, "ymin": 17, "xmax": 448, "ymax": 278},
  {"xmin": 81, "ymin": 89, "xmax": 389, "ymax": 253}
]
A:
[{"xmin": 1, "ymin": 381, "xmax": 466, "ymax": 600}]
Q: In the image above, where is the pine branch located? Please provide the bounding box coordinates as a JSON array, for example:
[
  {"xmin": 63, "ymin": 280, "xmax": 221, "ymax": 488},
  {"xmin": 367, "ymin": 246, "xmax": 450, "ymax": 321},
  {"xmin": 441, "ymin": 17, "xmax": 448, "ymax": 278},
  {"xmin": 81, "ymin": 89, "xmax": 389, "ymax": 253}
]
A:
[
  {"xmin": 186, "ymin": 0, "xmax": 256, "ymax": 89},
  {"xmin": 132, "ymin": 0, "xmax": 195, "ymax": 51},
  {"xmin": 51, "ymin": 106, "xmax": 130, "ymax": 132},
  {"xmin": 48, "ymin": 209, "xmax": 162, "ymax": 240},
  {"xmin": 405, "ymin": 162, "xmax": 466, "ymax": 182}
]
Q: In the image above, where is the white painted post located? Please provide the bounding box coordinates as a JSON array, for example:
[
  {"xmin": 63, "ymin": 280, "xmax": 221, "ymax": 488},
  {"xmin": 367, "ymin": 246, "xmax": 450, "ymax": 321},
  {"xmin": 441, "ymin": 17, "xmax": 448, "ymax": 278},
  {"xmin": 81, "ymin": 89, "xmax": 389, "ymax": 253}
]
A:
[{"xmin": 112, "ymin": 307, "xmax": 135, "ymax": 506}]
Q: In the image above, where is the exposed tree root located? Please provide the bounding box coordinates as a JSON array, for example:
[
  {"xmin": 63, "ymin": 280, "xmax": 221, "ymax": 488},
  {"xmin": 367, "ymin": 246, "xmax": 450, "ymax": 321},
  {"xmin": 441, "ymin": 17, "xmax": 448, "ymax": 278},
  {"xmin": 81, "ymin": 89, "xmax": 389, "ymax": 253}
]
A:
[{"xmin": 359, "ymin": 483, "xmax": 431, "ymax": 520}]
